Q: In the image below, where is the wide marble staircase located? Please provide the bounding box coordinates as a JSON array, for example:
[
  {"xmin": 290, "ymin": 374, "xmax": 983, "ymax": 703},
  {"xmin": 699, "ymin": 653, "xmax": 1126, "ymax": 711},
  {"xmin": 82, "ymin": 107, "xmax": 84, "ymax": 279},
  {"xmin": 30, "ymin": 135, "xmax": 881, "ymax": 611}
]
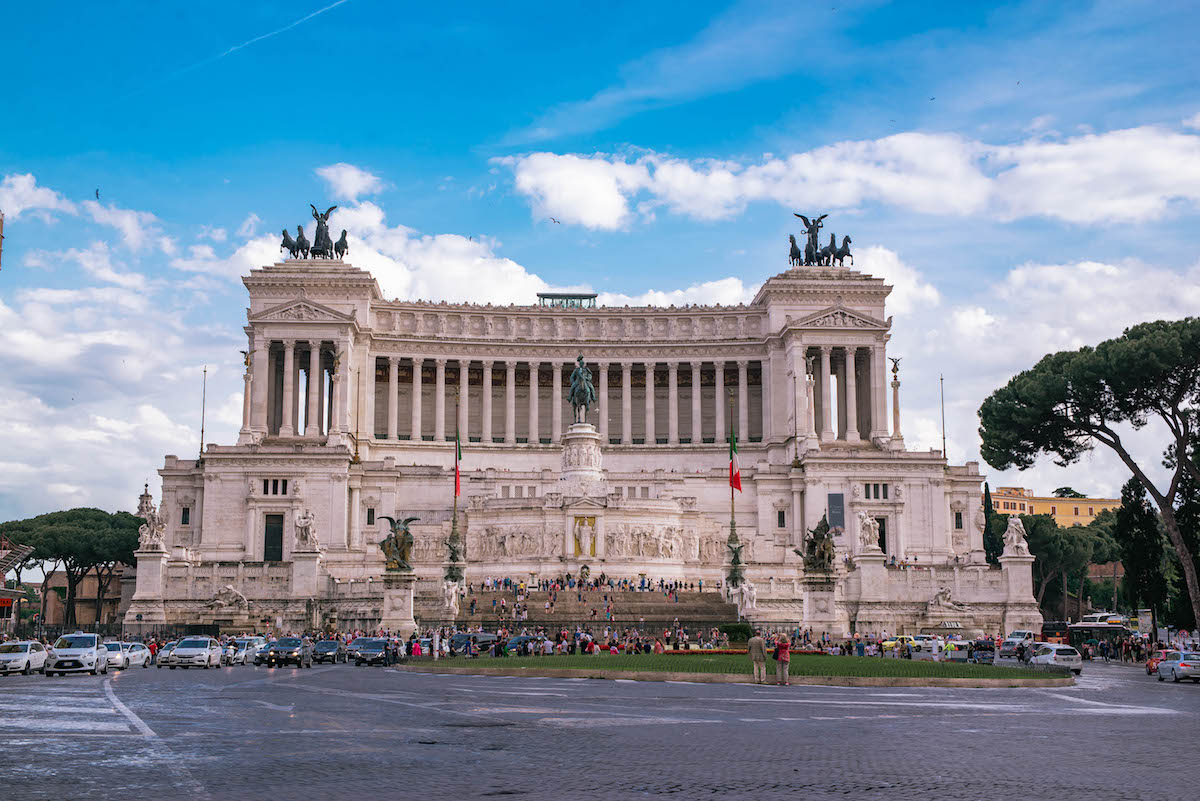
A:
[{"xmin": 415, "ymin": 588, "xmax": 739, "ymax": 630}]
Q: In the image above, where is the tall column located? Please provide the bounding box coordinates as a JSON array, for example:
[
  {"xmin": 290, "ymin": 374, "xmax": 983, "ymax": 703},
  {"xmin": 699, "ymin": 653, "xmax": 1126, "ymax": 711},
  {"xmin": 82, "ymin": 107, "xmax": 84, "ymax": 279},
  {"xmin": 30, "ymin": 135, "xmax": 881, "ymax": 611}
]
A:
[
  {"xmin": 690, "ymin": 361, "xmax": 702, "ymax": 443},
  {"xmin": 528, "ymin": 362, "xmax": 540, "ymax": 443},
  {"xmin": 293, "ymin": 349, "xmax": 303, "ymax": 436},
  {"xmin": 845, "ymin": 347, "xmax": 860, "ymax": 442},
  {"xmin": 240, "ymin": 362, "xmax": 253, "ymax": 437},
  {"xmin": 249, "ymin": 333, "xmax": 269, "ymax": 435},
  {"xmin": 410, "ymin": 358, "xmax": 423, "ymax": 440},
  {"xmin": 598, "ymin": 363, "xmax": 609, "ymax": 441},
  {"xmin": 714, "ymin": 360, "xmax": 726, "ymax": 444},
  {"xmin": 737, "ymin": 360, "xmax": 749, "ymax": 439},
  {"xmin": 458, "ymin": 360, "xmax": 469, "ymax": 440},
  {"xmin": 892, "ymin": 366, "xmax": 903, "ymax": 439},
  {"xmin": 306, "ymin": 344, "xmax": 322, "ymax": 436},
  {"xmin": 760, "ymin": 356, "xmax": 772, "ymax": 442},
  {"xmin": 621, "ymin": 362, "xmax": 633, "ymax": 444},
  {"xmin": 819, "ymin": 346, "xmax": 834, "ymax": 442},
  {"xmin": 871, "ymin": 343, "xmax": 887, "ymax": 439},
  {"xmin": 279, "ymin": 340, "xmax": 296, "ymax": 437},
  {"xmin": 505, "ymin": 361, "xmax": 516, "ymax": 444},
  {"xmin": 667, "ymin": 362, "xmax": 679, "ymax": 445},
  {"xmin": 551, "ymin": 361, "xmax": 563, "ymax": 441},
  {"xmin": 330, "ymin": 342, "xmax": 345, "ymax": 435},
  {"xmin": 317, "ymin": 353, "xmax": 326, "ymax": 434},
  {"xmin": 386, "ymin": 357, "xmax": 399, "ymax": 440},
  {"xmin": 482, "ymin": 360, "xmax": 494, "ymax": 443},
  {"xmin": 644, "ymin": 362, "xmax": 656, "ymax": 444},
  {"xmin": 434, "ymin": 358, "xmax": 447, "ymax": 441},
  {"xmin": 363, "ymin": 355, "xmax": 376, "ymax": 441}
]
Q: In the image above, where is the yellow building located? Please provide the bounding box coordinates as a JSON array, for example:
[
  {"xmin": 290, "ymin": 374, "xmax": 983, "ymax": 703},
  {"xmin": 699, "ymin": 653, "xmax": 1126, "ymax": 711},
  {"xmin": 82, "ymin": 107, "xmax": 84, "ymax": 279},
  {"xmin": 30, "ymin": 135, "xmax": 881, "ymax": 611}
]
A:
[{"xmin": 991, "ymin": 486, "xmax": 1120, "ymax": 527}]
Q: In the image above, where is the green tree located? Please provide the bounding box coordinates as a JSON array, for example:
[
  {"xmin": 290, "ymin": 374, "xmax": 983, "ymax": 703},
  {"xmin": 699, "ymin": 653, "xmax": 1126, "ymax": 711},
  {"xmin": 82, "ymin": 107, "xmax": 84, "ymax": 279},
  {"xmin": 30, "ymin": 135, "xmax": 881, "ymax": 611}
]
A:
[
  {"xmin": 1112, "ymin": 478, "xmax": 1167, "ymax": 635},
  {"xmin": 981, "ymin": 482, "xmax": 1004, "ymax": 564},
  {"xmin": 1053, "ymin": 487, "xmax": 1086, "ymax": 498},
  {"xmin": 1085, "ymin": 508, "xmax": 1122, "ymax": 614},
  {"xmin": 0, "ymin": 509, "xmax": 142, "ymax": 628},
  {"xmin": 84, "ymin": 514, "xmax": 140, "ymax": 624},
  {"xmin": 978, "ymin": 317, "xmax": 1200, "ymax": 627}
]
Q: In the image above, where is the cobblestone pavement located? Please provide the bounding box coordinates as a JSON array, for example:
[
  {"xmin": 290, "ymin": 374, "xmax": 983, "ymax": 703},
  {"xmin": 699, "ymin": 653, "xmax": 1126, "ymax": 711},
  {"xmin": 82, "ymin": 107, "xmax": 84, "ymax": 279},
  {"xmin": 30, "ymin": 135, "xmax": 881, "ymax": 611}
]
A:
[{"xmin": 0, "ymin": 657, "xmax": 1194, "ymax": 800}]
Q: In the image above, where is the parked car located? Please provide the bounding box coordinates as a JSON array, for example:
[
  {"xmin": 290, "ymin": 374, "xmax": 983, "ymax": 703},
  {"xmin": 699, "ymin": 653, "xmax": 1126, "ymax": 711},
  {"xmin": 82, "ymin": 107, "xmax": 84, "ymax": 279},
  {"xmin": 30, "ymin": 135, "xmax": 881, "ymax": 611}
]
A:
[
  {"xmin": 1156, "ymin": 651, "xmax": 1200, "ymax": 683},
  {"xmin": 355, "ymin": 639, "xmax": 390, "ymax": 666},
  {"xmin": 104, "ymin": 642, "xmax": 149, "ymax": 670},
  {"xmin": 999, "ymin": 630, "xmax": 1035, "ymax": 659},
  {"xmin": 1146, "ymin": 649, "xmax": 1170, "ymax": 675},
  {"xmin": 881, "ymin": 635, "xmax": 915, "ymax": 653},
  {"xmin": 1030, "ymin": 644, "xmax": 1083, "ymax": 675},
  {"xmin": 0, "ymin": 641, "xmax": 49, "ymax": 675},
  {"xmin": 450, "ymin": 632, "xmax": 498, "ymax": 654},
  {"xmin": 313, "ymin": 640, "xmax": 348, "ymax": 664},
  {"xmin": 168, "ymin": 638, "xmax": 223, "ymax": 669},
  {"xmin": 910, "ymin": 634, "xmax": 941, "ymax": 653},
  {"xmin": 265, "ymin": 637, "xmax": 313, "ymax": 668},
  {"xmin": 346, "ymin": 636, "xmax": 375, "ymax": 661},
  {"xmin": 46, "ymin": 632, "xmax": 110, "ymax": 676},
  {"xmin": 232, "ymin": 639, "xmax": 262, "ymax": 665},
  {"xmin": 156, "ymin": 641, "xmax": 178, "ymax": 668}
]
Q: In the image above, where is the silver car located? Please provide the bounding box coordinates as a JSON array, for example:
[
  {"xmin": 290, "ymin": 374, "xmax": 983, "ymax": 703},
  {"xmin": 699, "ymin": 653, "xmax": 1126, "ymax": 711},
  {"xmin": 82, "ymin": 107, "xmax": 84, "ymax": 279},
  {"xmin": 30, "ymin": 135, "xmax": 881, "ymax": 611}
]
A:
[
  {"xmin": 168, "ymin": 637, "xmax": 223, "ymax": 669},
  {"xmin": 0, "ymin": 641, "xmax": 48, "ymax": 675},
  {"xmin": 1157, "ymin": 651, "xmax": 1200, "ymax": 683}
]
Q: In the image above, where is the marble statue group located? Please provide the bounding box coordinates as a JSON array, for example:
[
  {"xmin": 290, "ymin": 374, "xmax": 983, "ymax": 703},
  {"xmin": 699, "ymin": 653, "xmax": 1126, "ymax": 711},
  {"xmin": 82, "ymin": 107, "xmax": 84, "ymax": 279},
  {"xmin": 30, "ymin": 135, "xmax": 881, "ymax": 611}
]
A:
[{"xmin": 280, "ymin": 204, "xmax": 349, "ymax": 260}]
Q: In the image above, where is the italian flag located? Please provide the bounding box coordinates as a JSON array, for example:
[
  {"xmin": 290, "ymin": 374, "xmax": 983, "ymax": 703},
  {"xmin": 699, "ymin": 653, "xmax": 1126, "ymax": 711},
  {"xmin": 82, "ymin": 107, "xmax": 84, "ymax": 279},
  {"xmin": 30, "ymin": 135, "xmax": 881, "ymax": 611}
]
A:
[
  {"xmin": 729, "ymin": 429, "xmax": 742, "ymax": 492},
  {"xmin": 455, "ymin": 429, "xmax": 462, "ymax": 497}
]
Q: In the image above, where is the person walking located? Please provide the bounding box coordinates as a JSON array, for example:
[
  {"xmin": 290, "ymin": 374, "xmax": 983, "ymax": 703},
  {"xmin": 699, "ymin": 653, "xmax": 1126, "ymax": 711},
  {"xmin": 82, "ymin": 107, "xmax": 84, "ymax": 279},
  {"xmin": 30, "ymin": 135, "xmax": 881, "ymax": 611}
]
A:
[
  {"xmin": 774, "ymin": 635, "xmax": 791, "ymax": 686},
  {"xmin": 747, "ymin": 629, "xmax": 767, "ymax": 684}
]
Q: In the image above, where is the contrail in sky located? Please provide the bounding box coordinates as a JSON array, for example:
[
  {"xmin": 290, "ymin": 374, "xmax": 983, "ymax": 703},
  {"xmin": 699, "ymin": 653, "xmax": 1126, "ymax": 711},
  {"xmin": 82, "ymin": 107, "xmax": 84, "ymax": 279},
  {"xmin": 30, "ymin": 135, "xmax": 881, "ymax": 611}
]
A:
[{"xmin": 123, "ymin": 0, "xmax": 353, "ymax": 99}]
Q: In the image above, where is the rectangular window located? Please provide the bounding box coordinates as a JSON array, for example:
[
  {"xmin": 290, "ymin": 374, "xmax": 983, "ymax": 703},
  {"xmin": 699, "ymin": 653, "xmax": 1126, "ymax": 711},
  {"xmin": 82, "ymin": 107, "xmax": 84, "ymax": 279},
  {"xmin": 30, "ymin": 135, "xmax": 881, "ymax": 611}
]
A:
[
  {"xmin": 264, "ymin": 514, "xmax": 284, "ymax": 562},
  {"xmin": 514, "ymin": 486, "xmax": 523, "ymax": 498},
  {"xmin": 864, "ymin": 483, "xmax": 871, "ymax": 500},
  {"xmin": 882, "ymin": 484, "xmax": 888, "ymax": 500},
  {"xmin": 954, "ymin": 511, "xmax": 963, "ymax": 530},
  {"xmin": 501, "ymin": 486, "xmax": 510, "ymax": 498},
  {"xmin": 1051, "ymin": 506, "xmax": 1057, "ymax": 515},
  {"xmin": 263, "ymin": 479, "xmax": 270, "ymax": 496},
  {"xmin": 528, "ymin": 486, "xmax": 536, "ymax": 498},
  {"xmin": 876, "ymin": 517, "xmax": 887, "ymax": 553},
  {"xmin": 1088, "ymin": 507, "xmax": 1094, "ymax": 516},
  {"xmin": 180, "ymin": 507, "xmax": 190, "ymax": 526},
  {"xmin": 640, "ymin": 487, "xmax": 649, "ymax": 499},
  {"xmin": 777, "ymin": 510, "xmax": 786, "ymax": 528},
  {"xmin": 1074, "ymin": 506, "xmax": 1080, "ymax": 516},
  {"xmin": 281, "ymin": 479, "xmax": 288, "ymax": 495},
  {"xmin": 873, "ymin": 483, "xmax": 880, "ymax": 499},
  {"xmin": 366, "ymin": 508, "xmax": 375, "ymax": 526},
  {"xmin": 272, "ymin": 479, "xmax": 279, "ymax": 495}
]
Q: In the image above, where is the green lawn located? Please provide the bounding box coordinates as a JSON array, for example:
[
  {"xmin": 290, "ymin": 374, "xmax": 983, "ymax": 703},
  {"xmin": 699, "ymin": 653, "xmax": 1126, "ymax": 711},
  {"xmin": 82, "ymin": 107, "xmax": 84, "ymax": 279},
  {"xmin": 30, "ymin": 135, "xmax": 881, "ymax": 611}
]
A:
[{"xmin": 464, "ymin": 653, "xmax": 1045, "ymax": 680}]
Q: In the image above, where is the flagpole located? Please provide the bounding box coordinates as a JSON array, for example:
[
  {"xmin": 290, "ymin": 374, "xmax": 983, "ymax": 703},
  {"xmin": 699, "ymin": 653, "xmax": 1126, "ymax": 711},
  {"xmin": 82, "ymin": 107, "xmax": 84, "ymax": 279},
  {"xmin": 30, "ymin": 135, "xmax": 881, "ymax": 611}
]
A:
[{"xmin": 452, "ymin": 386, "xmax": 460, "ymax": 524}]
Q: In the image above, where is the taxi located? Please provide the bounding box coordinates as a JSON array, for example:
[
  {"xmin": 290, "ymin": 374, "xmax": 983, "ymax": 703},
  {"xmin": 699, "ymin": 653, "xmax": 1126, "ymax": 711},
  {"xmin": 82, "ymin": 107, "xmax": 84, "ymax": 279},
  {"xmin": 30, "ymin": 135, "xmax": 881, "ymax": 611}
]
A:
[{"xmin": 881, "ymin": 635, "xmax": 916, "ymax": 652}]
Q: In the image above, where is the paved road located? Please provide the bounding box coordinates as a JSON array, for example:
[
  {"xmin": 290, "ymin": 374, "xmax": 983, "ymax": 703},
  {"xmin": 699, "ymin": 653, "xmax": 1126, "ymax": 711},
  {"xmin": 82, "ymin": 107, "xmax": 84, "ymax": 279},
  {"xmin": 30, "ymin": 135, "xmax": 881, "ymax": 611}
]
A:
[{"xmin": 0, "ymin": 658, "xmax": 1193, "ymax": 800}]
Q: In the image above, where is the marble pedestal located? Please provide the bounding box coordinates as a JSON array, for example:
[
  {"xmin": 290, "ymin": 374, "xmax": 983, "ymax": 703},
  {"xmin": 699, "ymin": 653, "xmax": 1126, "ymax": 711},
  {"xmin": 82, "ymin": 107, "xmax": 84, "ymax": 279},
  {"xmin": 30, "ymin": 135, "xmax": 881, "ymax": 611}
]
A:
[
  {"xmin": 123, "ymin": 548, "xmax": 169, "ymax": 629},
  {"xmin": 800, "ymin": 573, "xmax": 844, "ymax": 638},
  {"xmin": 559, "ymin": 422, "xmax": 606, "ymax": 498},
  {"xmin": 291, "ymin": 550, "xmax": 323, "ymax": 598},
  {"xmin": 379, "ymin": 570, "xmax": 417, "ymax": 637}
]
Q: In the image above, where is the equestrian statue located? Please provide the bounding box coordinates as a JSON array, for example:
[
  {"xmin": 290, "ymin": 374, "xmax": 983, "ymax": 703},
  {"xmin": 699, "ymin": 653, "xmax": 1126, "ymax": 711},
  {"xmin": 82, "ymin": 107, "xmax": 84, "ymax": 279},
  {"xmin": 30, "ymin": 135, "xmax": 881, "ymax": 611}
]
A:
[{"xmin": 567, "ymin": 355, "xmax": 598, "ymax": 424}]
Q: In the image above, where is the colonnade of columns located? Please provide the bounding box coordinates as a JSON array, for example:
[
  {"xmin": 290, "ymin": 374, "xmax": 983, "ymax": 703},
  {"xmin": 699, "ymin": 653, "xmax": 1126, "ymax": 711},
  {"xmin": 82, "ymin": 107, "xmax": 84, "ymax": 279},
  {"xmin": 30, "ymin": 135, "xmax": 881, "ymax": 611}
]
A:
[
  {"xmin": 369, "ymin": 358, "xmax": 765, "ymax": 446},
  {"xmin": 260, "ymin": 339, "xmax": 341, "ymax": 438},
  {"xmin": 804, "ymin": 343, "xmax": 886, "ymax": 443}
]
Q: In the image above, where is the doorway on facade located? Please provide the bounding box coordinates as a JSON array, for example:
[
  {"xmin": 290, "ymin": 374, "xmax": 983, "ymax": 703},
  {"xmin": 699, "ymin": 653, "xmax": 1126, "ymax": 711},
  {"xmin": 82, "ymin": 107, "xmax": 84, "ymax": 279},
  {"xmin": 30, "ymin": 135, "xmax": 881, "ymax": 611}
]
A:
[
  {"xmin": 875, "ymin": 517, "xmax": 887, "ymax": 554},
  {"xmin": 264, "ymin": 514, "xmax": 284, "ymax": 561}
]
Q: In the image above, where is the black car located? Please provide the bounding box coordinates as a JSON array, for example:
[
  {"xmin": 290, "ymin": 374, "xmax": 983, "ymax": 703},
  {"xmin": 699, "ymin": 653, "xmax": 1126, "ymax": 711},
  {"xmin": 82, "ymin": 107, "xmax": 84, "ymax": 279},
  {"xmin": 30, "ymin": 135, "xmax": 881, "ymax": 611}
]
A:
[
  {"xmin": 355, "ymin": 639, "xmax": 392, "ymax": 666},
  {"xmin": 450, "ymin": 632, "xmax": 498, "ymax": 655},
  {"xmin": 265, "ymin": 637, "xmax": 313, "ymax": 668},
  {"xmin": 313, "ymin": 640, "xmax": 348, "ymax": 664},
  {"xmin": 253, "ymin": 643, "xmax": 272, "ymax": 666}
]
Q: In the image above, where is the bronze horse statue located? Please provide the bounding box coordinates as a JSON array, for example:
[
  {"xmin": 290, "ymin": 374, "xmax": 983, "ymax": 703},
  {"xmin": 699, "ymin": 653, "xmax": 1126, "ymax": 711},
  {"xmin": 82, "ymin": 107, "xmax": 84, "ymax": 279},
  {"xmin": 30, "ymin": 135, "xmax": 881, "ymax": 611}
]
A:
[
  {"xmin": 280, "ymin": 228, "xmax": 300, "ymax": 259},
  {"xmin": 788, "ymin": 235, "xmax": 803, "ymax": 267},
  {"xmin": 294, "ymin": 226, "xmax": 310, "ymax": 259},
  {"xmin": 334, "ymin": 230, "xmax": 349, "ymax": 260},
  {"xmin": 817, "ymin": 233, "xmax": 836, "ymax": 266},
  {"xmin": 833, "ymin": 235, "xmax": 852, "ymax": 267}
]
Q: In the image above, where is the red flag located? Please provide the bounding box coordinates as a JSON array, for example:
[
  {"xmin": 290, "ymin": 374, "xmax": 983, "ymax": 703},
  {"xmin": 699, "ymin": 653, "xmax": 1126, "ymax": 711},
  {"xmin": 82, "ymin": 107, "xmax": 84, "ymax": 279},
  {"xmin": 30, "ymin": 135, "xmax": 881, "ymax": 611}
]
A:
[
  {"xmin": 729, "ymin": 429, "xmax": 742, "ymax": 492},
  {"xmin": 455, "ymin": 429, "xmax": 462, "ymax": 497}
]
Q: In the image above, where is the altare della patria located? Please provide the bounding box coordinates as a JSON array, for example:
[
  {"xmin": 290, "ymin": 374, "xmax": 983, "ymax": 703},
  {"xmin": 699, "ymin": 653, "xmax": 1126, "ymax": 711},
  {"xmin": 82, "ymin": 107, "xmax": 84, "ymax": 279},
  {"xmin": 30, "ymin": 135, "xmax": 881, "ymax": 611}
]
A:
[{"xmin": 124, "ymin": 207, "xmax": 1042, "ymax": 638}]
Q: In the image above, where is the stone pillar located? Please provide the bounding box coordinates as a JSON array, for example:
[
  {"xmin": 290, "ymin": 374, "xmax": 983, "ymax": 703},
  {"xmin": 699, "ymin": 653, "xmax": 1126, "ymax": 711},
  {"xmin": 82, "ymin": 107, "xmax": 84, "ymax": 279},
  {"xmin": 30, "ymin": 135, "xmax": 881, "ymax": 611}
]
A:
[
  {"xmin": 737, "ymin": 360, "xmax": 749, "ymax": 439},
  {"xmin": 306, "ymin": 344, "xmax": 322, "ymax": 436},
  {"xmin": 714, "ymin": 361, "xmax": 725, "ymax": 444},
  {"xmin": 667, "ymin": 362, "xmax": 679, "ymax": 445},
  {"xmin": 871, "ymin": 343, "xmax": 887, "ymax": 439},
  {"xmin": 291, "ymin": 551, "xmax": 322, "ymax": 599},
  {"xmin": 482, "ymin": 360, "xmax": 494, "ymax": 443},
  {"xmin": 279, "ymin": 339, "xmax": 296, "ymax": 437},
  {"xmin": 505, "ymin": 361, "xmax": 516, "ymax": 444},
  {"xmin": 644, "ymin": 362, "xmax": 656, "ymax": 444},
  {"xmin": 891, "ymin": 369, "xmax": 903, "ymax": 440},
  {"xmin": 410, "ymin": 358, "xmax": 423, "ymax": 441},
  {"xmin": 819, "ymin": 346, "xmax": 834, "ymax": 442},
  {"xmin": 123, "ymin": 548, "xmax": 168, "ymax": 627},
  {"xmin": 386, "ymin": 356, "xmax": 399, "ymax": 440},
  {"xmin": 459, "ymin": 359, "xmax": 469, "ymax": 440},
  {"xmin": 249, "ymin": 333, "xmax": 269, "ymax": 435},
  {"xmin": 690, "ymin": 361, "xmax": 702, "ymax": 443},
  {"xmin": 293, "ymin": 349, "xmax": 303, "ymax": 436},
  {"xmin": 598, "ymin": 363, "xmax": 609, "ymax": 441},
  {"xmin": 330, "ymin": 343, "xmax": 345, "ymax": 435},
  {"xmin": 845, "ymin": 347, "xmax": 860, "ymax": 442},
  {"xmin": 434, "ymin": 358, "xmax": 447, "ymax": 441},
  {"xmin": 621, "ymin": 362, "xmax": 633, "ymax": 444},
  {"xmin": 551, "ymin": 361, "xmax": 563, "ymax": 442},
  {"xmin": 379, "ymin": 571, "xmax": 417, "ymax": 638},
  {"xmin": 239, "ymin": 364, "xmax": 253, "ymax": 440},
  {"xmin": 528, "ymin": 361, "xmax": 540, "ymax": 443},
  {"xmin": 349, "ymin": 484, "xmax": 361, "ymax": 550},
  {"xmin": 760, "ymin": 356, "xmax": 772, "ymax": 442}
]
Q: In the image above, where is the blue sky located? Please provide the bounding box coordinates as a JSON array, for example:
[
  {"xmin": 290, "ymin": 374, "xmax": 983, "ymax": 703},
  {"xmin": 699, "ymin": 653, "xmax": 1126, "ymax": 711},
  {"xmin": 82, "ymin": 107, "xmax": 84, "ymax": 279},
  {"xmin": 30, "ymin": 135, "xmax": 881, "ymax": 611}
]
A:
[{"xmin": 2, "ymin": 0, "xmax": 1199, "ymax": 522}]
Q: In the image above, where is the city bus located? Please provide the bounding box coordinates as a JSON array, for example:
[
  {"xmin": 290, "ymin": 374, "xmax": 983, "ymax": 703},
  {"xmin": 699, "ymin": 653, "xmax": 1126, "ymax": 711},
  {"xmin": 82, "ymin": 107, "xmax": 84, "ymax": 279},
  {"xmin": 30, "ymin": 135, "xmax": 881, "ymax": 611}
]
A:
[
  {"xmin": 1068, "ymin": 622, "xmax": 1132, "ymax": 652},
  {"xmin": 1041, "ymin": 621, "xmax": 1069, "ymax": 644}
]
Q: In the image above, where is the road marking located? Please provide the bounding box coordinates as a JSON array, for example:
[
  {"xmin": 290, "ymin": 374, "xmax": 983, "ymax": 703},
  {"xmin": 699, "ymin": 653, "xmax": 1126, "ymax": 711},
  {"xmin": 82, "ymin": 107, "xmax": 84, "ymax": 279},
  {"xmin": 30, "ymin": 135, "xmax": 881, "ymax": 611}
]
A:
[
  {"xmin": 248, "ymin": 700, "xmax": 295, "ymax": 712},
  {"xmin": 1039, "ymin": 691, "xmax": 1179, "ymax": 714},
  {"xmin": 104, "ymin": 679, "xmax": 212, "ymax": 800}
]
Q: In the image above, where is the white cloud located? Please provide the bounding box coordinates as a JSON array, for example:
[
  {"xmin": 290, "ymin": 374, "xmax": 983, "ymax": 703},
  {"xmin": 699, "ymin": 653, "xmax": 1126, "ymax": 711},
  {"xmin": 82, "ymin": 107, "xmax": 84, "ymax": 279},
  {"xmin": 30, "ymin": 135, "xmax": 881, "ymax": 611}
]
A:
[
  {"xmin": 169, "ymin": 236, "xmax": 280, "ymax": 280},
  {"xmin": 62, "ymin": 242, "xmax": 147, "ymax": 290},
  {"xmin": 315, "ymin": 163, "xmax": 384, "ymax": 202},
  {"xmin": 498, "ymin": 123, "xmax": 1200, "ymax": 228},
  {"xmin": 1183, "ymin": 112, "xmax": 1200, "ymax": 130},
  {"xmin": 83, "ymin": 199, "xmax": 161, "ymax": 251},
  {"xmin": 236, "ymin": 213, "xmax": 261, "ymax": 238},
  {"xmin": 0, "ymin": 173, "xmax": 77, "ymax": 220},
  {"xmin": 598, "ymin": 276, "xmax": 754, "ymax": 307},
  {"xmin": 852, "ymin": 247, "xmax": 940, "ymax": 316},
  {"xmin": 199, "ymin": 225, "xmax": 228, "ymax": 242}
]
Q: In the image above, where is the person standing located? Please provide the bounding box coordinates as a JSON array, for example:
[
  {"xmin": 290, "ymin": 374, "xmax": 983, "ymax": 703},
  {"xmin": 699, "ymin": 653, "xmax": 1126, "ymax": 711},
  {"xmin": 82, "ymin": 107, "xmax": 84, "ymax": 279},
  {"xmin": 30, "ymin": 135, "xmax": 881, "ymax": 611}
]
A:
[
  {"xmin": 774, "ymin": 634, "xmax": 791, "ymax": 686},
  {"xmin": 747, "ymin": 629, "xmax": 767, "ymax": 684}
]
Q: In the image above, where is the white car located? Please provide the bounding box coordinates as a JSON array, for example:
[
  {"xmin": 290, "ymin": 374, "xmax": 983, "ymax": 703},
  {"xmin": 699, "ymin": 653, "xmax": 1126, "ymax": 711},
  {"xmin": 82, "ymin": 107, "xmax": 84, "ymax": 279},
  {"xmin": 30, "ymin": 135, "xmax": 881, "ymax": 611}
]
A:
[
  {"xmin": 167, "ymin": 637, "xmax": 223, "ymax": 669},
  {"xmin": 104, "ymin": 642, "xmax": 152, "ymax": 670},
  {"xmin": 999, "ymin": 630, "xmax": 1035, "ymax": 658},
  {"xmin": 1031, "ymin": 644, "xmax": 1083, "ymax": 675},
  {"xmin": 46, "ymin": 632, "xmax": 110, "ymax": 676},
  {"xmin": 0, "ymin": 641, "xmax": 49, "ymax": 675}
]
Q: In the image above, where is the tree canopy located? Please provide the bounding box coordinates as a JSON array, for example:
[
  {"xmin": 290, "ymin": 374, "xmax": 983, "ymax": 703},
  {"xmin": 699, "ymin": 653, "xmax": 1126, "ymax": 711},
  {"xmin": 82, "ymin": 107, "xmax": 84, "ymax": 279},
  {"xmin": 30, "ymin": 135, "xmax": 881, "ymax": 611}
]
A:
[
  {"xmin": 978, "ymin": 317, "xmax": 1200, "ymax": 627},
  {"xmin": 1052, "ymin": 487, "xmax": 1086, "ymax": 498}
]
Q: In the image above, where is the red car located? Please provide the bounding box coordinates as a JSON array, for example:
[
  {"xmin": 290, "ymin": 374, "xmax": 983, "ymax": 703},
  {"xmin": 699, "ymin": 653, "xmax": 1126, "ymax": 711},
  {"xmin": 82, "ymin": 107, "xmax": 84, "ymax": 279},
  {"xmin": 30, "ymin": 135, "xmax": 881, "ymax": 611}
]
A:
[{"xmin": 1146, "ymin": 649, "xmax": 1169, "ymax": 675}]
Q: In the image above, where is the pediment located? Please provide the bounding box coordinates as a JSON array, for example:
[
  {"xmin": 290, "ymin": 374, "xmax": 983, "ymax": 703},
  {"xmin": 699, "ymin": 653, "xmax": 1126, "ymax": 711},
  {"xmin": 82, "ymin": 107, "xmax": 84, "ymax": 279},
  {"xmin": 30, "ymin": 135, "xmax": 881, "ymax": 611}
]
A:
[
  {"xmin": 563, "ymin": 495, "xmax": 607, "ymax": 509},
  {"xmin": 250, "ymin": 299, "xmax": 356, "ymax": 324},
  {"xmin": 794, "ymin": 305, "xmax": 888, "ymax": 330}
]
